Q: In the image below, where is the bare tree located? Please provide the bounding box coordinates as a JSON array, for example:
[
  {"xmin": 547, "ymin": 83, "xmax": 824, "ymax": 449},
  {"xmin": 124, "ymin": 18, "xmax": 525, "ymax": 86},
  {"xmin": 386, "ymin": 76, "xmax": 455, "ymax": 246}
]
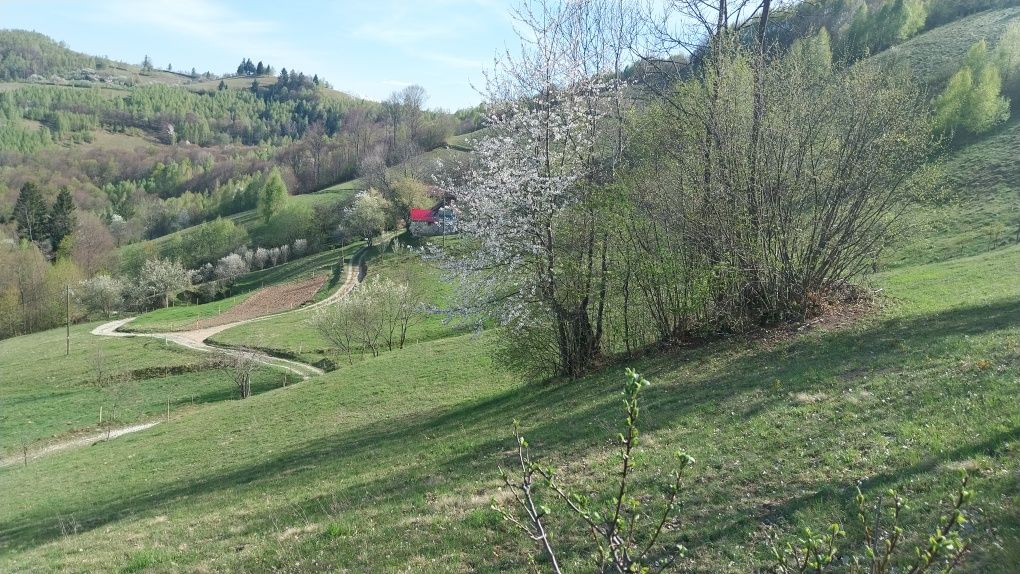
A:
[
  {"xmin": 218, "ymin": 349, "xmax": 260, "ymax": 399},
  {"xmin": 311, "ymin": 299, "xmax": 359, "ymax": 365}
]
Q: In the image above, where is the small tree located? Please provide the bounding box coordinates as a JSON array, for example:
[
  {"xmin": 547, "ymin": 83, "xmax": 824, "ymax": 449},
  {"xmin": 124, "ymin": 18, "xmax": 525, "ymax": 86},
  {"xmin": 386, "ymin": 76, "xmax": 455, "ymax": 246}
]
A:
[
  {"xmin": 258, "ymin": 169, "xmax": 288, "ymax": 223},
  {"xmin": 77, "ymin": 275, "xmax": 125, "ymax": 318},
  {"xmin": 70, "ymin": 212, "xmax": 116, "ymax": 276},
  {"xmin": 218, "ymin": 349, "xmax": 259, "ymax": 399},
  {"xmin": 390, "ymin": 176, "xmax": 432, "ymax": 227},
  {"xmin": 139, "ymin": 258, "xmax": 190, "ymax": 308},
  {"xmin": 495, "ymin": 370, "xmax": 693, "ymax": 572},
  {"xmin": 996, "ymin": 21, "xmax": 1020, "ymax": 99},
  {"xmin": 767, "ymin": 476, "xmax": 972, "ymax": 573},
  {"xmin": 497, "ymin": 370, "xmax": 974, "ymax": 573},
  {"xmin": 345, "ymin": 189, "xmax": 390, "ymax": 245},
  {"xmin": 213, "ymin": 253, "xmax": 249, "ymax": 283},
  {"xmin": 311, "ymin": 297, "xmax": 359, "ymax": 365},
  {"xmin": 142, "ymin": 55, "xmax": 153, "ymax": 72},
  {"xmin": 311, "ymin": 277, "xmax": 390, "ymax": 361},
  {"xmin": 378, "ymin": 268, "xmax": 428, "ymax": 350}
]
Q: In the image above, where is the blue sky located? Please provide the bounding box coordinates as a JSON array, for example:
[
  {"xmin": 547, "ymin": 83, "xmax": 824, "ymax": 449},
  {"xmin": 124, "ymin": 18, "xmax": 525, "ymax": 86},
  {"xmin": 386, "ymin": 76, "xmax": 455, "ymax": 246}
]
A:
[{"xmin": 0, "ymin": 0, "xmax": 521, "ymax": 110}]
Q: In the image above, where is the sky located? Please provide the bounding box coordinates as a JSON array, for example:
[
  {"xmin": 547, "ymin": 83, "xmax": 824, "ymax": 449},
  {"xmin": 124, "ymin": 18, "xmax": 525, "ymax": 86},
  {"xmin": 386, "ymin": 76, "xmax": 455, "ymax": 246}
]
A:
[{"xmin": 0, "ymin": 0, "xmax": 522, "ymax": 110}]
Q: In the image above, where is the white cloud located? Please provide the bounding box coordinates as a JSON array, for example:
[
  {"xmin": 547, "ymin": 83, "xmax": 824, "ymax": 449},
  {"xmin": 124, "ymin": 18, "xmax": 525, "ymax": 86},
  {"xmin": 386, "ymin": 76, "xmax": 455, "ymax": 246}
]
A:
[{"xmin": 98, "ymin": 0, "xmax": 325, "ymax": 73}]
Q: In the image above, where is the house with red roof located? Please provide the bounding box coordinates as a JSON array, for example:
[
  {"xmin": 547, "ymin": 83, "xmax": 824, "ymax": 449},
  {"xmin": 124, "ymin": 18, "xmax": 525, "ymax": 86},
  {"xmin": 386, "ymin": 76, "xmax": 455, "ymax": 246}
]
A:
[{"xmin": 409, "ymin": 197, "xmax": 457, "ymax": 237}]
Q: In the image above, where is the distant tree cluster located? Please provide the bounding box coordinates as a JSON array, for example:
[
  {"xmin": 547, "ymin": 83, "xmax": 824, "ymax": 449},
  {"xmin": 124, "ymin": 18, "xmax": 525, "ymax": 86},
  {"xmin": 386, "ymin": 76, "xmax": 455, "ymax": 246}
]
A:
[
  {"xmin": 934, "ymin": 24, "xmax": 1020, "ymax": 137},
  {"xmin": 312, "ymin": 273, "xmax": 428, "ymax": 364},
  {"xmin": 13, "ymin": 182, "xmax": 77, "ymax": 251},
  {"xmin": 236, "ymin": 58, "xmax": 274, "ymax": 77}
]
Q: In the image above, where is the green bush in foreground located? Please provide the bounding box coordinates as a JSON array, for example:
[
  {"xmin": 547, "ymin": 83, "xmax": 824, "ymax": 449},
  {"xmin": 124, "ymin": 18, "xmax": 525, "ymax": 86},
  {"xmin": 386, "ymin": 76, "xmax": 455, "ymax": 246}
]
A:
[{"xmin": 497, "ymin": 370, "xmax": 972, "ymax": 573}]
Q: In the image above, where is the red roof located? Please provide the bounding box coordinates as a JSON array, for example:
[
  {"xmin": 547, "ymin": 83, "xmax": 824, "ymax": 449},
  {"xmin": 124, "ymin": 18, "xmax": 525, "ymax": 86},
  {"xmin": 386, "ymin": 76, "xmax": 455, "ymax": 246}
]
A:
[{"xmin": 410, "ymin": 208, "xmax": 435, "ymax": 223}]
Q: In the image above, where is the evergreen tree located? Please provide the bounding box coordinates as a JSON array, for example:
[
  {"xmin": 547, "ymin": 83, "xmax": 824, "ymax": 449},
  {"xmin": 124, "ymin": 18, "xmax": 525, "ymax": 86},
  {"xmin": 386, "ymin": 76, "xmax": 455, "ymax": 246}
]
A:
[
  {"xmin": 237, "ymin": 59, "xmax": 246, "ymax": 76},
  {"xmin": 218, "ymin": 79, "xmax": 228, "ymax": 91},
  {"xmin": 279, "ymin": 68, "xmax": 289, "ymax": 84},
  {"xmin": 258, "ymin": 169, "xmax": 288, "ymax": 223},
  {"xmin": 142, "ymin": 55, "xmax": 153, "ymax": 72},
  {"xmin": 256, "ymin": 61, "xmax": 265, "ymax": 75},
  {"xmin": 13, "ymin": 182, "xmax": 48, "ymax": 241},
  {"xmin": 48, "ymin": 186, "xmax": 76, "ymax": 249}
]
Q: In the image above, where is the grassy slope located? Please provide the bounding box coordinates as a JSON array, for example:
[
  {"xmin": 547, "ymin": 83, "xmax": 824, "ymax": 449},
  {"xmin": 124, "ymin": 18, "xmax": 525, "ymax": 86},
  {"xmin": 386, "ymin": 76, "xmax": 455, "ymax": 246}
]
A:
[
  {"xmin": 209, "ymin": 243, "xmax": 471, "ymax": 367},
  {"xmin": 318, "ymin": 145, "xmax": 471, "ymax": 193},
  {"xmin": 0, "ymin": 323, "xmax": 298, "ymax": 452},
  {"xmin": 0, "ymin": 245, "xmax": 1016, "ymax": 573},
  {"xmin": 884, "ymin": 115, "xmax": 1020, "ymax": 268},
  {"xmin": 872, "ymin": 6, "xmax": 1020, "ymax": 269},
  {"xmin": 2, "ymin": 13, "xmax": 1019, "ymax": 574},
  {"xmin": 872, "ymin": 6, "xmax": 1020, "ymax": 87}
]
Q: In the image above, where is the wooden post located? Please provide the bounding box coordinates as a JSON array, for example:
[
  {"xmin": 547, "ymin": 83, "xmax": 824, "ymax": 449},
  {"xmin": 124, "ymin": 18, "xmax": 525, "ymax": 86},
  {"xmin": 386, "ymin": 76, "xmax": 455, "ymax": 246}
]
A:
[
  {"xmin": 166, "ymin": 397, "xmax": 170, "ymax": 422},
  {"xmin": 99, "ymin": 405, "xmax": 103, "ymax": 426},
  {"xmin": 65, "ymin": 285, "xmax": 70, "ymax": 356}
]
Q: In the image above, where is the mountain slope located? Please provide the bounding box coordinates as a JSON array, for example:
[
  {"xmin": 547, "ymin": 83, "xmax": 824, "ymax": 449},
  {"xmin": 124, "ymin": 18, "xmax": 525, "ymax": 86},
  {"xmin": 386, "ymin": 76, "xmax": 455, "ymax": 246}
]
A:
[{"xmin": 0, "ymin": 30, "xmax": 110, "ymax": 81}]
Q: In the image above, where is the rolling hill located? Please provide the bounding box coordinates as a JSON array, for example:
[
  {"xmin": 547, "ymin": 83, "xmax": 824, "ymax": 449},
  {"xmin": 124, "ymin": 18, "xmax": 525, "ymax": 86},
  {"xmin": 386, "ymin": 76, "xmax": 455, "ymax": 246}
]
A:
[{"xmin": 0, "ymin": 4, "xmax": 1018, "ymax": 574}]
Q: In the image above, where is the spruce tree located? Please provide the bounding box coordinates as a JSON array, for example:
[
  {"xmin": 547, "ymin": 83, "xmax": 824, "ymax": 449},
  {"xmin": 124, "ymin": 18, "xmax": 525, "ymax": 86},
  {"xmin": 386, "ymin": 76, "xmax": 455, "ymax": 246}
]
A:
[
  {"xmin": 13, "ymin": 182, "xmax": 48, "ymax": 242},
  {"xmin": 48, "ymin": 186, "xmax": 76, "ymax": 249}
]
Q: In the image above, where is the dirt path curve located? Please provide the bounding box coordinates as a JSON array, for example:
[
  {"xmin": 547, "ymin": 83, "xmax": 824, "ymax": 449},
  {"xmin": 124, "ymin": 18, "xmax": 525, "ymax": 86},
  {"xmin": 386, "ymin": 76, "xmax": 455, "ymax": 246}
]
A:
[
  {"xmin": 0, "ymin": 421, "xmax": 161, "ymax": 469},
  {"xmin": 92, "ymin": 237, "xmax": 394, "ymax": 379}
]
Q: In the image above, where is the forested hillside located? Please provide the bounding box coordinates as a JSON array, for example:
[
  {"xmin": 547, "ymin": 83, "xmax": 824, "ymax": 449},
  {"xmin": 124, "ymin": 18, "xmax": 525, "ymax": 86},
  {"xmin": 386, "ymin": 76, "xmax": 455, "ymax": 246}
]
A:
[
  {"xmin": 0, "ymin": 30, "xmax": 110, "ymax": 80},
  {"xmin": 0, "ymin": 30, "xmax": 482, "ymax": 340}
]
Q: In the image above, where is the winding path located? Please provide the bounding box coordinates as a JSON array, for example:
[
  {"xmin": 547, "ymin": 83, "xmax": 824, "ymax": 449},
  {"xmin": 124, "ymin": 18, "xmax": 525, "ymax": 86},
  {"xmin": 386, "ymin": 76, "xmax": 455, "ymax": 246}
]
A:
[
  {"xmin": 92, "ymin": 239, "xmax": 386, "ymax": 378},
  {"xmin": 0, "ymin": 422, "xmax": 161, "ymax": 469},
  {"xmin": 5, "ymin": 237, "xmax": 393, "ymax": 470}
]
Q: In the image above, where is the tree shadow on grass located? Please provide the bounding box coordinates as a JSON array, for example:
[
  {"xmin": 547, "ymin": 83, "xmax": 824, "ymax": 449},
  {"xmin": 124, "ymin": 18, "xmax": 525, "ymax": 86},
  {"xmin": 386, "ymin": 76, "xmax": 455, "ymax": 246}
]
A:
[{"xmin": 1, "ymin": 298, "xmax": 1017, "ymax": 560}]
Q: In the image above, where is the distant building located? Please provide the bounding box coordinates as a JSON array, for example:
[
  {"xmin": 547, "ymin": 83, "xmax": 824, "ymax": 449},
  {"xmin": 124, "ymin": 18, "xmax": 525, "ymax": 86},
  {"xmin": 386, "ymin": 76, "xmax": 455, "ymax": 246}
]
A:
[{"xmin": 409, "ymin": 194, "xmax": 458, "ymax": 237}]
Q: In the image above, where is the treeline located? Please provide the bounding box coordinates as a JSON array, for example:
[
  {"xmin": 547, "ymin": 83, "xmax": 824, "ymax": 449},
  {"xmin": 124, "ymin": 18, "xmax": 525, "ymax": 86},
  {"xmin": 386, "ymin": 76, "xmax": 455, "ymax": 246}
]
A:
[
  {"xmin": 235, "ymin": 58, "xmax": 274, "ymax": 77},
  {"xmin": 0, "ymin": 30, "xmax": 110, "ymax": 80},
  {"xmin": 934, "ymin": 24, "xmax": 1020, "ymax": 137},
  {"xmin": 4, "ymin": 82, "xmax": 350, "ymax": 147}
]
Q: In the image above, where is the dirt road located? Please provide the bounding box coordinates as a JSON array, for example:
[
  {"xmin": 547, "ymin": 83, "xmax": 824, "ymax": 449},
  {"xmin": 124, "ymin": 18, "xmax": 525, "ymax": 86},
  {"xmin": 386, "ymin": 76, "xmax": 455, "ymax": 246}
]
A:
[
  {"xmin": 0, "ymin": 421, "xmax": 161, "ymax": 469},
  {"xmin": 92, "ymin": 241, "xmax": 382, "ymax": 379}
]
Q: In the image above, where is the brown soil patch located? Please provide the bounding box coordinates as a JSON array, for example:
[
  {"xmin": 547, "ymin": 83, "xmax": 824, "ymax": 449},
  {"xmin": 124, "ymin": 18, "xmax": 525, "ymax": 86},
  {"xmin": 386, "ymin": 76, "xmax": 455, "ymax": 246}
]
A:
[{"xmin": 192, "ymin": 275, "xmax": 327, "ymax": 329}]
